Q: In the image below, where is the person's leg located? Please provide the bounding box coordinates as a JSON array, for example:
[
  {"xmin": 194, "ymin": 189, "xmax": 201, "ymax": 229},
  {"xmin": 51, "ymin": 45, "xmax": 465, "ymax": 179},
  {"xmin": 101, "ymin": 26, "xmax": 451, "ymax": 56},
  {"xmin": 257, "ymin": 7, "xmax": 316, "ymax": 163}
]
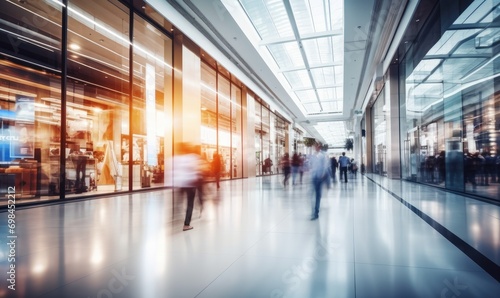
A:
[
  {"xmin": 292, "ymin": 166, "xmax": 298, "ymax": 185},
  {"xmin": 312, "ymin": 178, "xmax": 322, "ymax": 219},
  {"xmin": 184, "ymin": 187, "xmax": 196, "ymax": 230}
]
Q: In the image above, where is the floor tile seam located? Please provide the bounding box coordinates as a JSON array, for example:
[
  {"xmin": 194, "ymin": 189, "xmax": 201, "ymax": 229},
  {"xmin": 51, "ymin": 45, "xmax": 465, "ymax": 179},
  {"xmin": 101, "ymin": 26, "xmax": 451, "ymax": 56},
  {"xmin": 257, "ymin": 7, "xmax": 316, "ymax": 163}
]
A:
[
  {"xmin": 365, "ymin": 175, "xmax": 500, "ymax": 283},
  {"xmin": 352, "ymin": 261, "xmax": 488, "ymax": 273},
  {"xmin": 192, "ymin": 243, "xmax": 263, "ymax": 298}
]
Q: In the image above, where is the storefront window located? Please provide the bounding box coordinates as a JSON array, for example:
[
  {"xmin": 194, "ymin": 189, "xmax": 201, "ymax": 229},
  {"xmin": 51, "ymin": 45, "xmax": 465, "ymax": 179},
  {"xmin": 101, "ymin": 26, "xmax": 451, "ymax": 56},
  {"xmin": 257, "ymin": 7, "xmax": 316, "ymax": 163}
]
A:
[
  {"xmin": 0, "ymin": 0, "xmax": 62, "ymax": 70},
  {"xmin": 275, "ymin": 115, "xmax": 286, "ymax": 167},
  {"xmin": 255, "ymin": 100, "xmax": 262, "ymax": 175},
  {"xmin": 0, "ymin": 64, "xmax": 61, "ymax": 201},
  {"xmin": 218, "ymin": 74, "xmax": 231, "ymax": 179},
  {"xmin": 231, "ymin": 82, "xmax": 242, "ymax": 178},
  {"xmin": 262, "ymin": 105, "xmax": 271, "ymax": 174},
  {"xmin": 65, "ymin": 0, "xmax": 130, "ymax": 196},
  {"xmin": 131, "ymin": 15, "xmax": 173, "ymax": 190},
  {"xmin": 372, "ymin": 88, "xmax": 387, "ymax": 176},
  {"xmin": 400, "ymin": 0, "xmax": 499, "ymax": 201},
  {"xmin": 201, "ymin": 62, "xmax": 218, "ymax": 180}
]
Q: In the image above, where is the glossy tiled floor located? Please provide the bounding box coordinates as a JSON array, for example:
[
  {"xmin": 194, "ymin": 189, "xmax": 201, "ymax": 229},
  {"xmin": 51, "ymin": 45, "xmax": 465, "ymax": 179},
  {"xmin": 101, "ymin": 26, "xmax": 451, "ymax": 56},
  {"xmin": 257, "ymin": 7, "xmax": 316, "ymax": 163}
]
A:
[{"xmin": 0, "ymin": 173, "xmax": 499, "ymax": 298}]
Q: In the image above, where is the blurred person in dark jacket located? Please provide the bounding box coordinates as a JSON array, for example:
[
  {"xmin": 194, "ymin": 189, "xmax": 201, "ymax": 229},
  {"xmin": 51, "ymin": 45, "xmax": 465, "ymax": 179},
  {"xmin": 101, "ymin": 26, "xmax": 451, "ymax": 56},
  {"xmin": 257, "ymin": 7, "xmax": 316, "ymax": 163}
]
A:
[
  {"xmin": 281, "ymin": 153, "xmax": 291, "ymax": 186},
  {"xmin": 212, "ymin": 152, "xmax": 222, "ymax": 189}
]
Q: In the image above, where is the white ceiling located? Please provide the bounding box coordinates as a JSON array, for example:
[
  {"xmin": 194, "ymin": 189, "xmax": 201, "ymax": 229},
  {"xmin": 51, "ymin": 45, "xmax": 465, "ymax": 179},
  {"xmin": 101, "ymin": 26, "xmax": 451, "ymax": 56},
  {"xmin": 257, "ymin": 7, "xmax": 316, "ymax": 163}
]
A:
[{"xmin": 161, "ymin": 0, "xmax": 411, "ymax": 146}]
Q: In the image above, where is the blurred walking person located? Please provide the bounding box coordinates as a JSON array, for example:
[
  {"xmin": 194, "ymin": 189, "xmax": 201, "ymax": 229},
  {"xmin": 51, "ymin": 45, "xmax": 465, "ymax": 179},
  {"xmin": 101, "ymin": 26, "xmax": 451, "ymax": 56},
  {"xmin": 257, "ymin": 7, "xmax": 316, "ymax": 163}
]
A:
[
  {"xmin": 331, "ymin": 156, "xmax": 338, "ymax": 181},
  {"xmin": 291, "ymin": 152, "xmax": 301, "ymax": 185},
  {"xmin": 281, "ymin": 153, "xmax": 291, "ymax": 186},
  {"xmin": 310, "ymin": 142, "xmax": 328, "ymax": 220},
  {"xmin": 299, "ymin": 153, "xmax": 305, "ymax": 184},
  {"xmin": 338, "ymin": 152, "xmax": 349, "ymax": 183},
  {"xmin": 173, "ymin": 142, "xmax": 201, "ymax": 231},
  {"xmin": 212, "ymin": 152, "xmax": 222, "ymax": 189}
]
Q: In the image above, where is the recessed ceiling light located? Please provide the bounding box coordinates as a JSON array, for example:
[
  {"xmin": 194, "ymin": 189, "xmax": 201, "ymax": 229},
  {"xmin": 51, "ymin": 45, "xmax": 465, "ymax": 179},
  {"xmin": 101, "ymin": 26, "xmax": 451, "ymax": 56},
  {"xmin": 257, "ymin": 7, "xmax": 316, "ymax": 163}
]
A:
[{"xmin": 69, "ymin": 43, "xmax": 80, "ymax": 50}]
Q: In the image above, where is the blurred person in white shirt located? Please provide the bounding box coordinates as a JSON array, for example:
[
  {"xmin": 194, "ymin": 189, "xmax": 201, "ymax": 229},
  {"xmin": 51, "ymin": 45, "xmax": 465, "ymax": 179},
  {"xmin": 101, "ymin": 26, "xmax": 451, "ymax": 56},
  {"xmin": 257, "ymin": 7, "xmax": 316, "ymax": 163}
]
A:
[{"xmin": 173, "ymin": 142, "xmax": 201, "ymax": 231}]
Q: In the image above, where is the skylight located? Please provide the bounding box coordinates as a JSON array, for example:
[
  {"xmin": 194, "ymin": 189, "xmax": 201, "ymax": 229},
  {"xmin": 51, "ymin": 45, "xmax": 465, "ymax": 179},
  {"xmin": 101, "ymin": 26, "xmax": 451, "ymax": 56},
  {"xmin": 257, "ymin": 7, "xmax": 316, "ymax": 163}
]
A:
[{"xmin": 229, "ymin": 0, "xmax": 344, "ymax": 116}]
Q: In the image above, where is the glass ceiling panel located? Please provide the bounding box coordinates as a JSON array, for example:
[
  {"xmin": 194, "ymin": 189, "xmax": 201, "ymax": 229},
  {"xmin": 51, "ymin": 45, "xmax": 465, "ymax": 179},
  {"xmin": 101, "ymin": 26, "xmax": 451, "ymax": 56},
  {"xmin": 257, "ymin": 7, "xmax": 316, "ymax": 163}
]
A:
[
  {"xmin": 332, "ymin": 35, "xmax": 344, "ymax": 61},
  {"xmin": 314, "ymin": 121, "xmax": 346, "ymax": 147},
  {"xmin": 304, "ymin": 102, "xmax": 321, "ymax": 113},
  {"xmin": 321, "ymin": 101, "xmax": 340, "ymax": 112},
  {"xmin": 303, "ymin": 37, "xmax": 334, "ymax": 65},
  {"xmin": 317, "ymin": 88, "xmax": 335, "ymax": 101},
  {"xmin": 295, "ymin": 90, "xmax": 317, "ymax": 103},
  {"xmin": 309, "ymin": 0, "xmax": 333, "ymax": 31},
  {"xmin": 240, "ymin": 0, "xmax": 293, "ymax": 39},
  {"xmin": 284, "ymin": 70, "xmax": 312, "ymax": 89},
  {"xmin": 311, "ymin": 67, "xmax": 335, "ymax": 87},
  {"xmin": 290, "ymin": 0, "xmax": 316, "ymax": 35},
  {"xmin": 334, "ymin": 65, "xmax": 343, "ymax": 85},
  {"xmin": 233, "ymin": 0, "xmax": 345, "ymax": 123},
  {"xmin": 268, "ymin": 42, "xmax": 304, "ymax": 68},
  {"xmin": 289, "ymin": 0, "xmax": 339, "ymax": 35}
]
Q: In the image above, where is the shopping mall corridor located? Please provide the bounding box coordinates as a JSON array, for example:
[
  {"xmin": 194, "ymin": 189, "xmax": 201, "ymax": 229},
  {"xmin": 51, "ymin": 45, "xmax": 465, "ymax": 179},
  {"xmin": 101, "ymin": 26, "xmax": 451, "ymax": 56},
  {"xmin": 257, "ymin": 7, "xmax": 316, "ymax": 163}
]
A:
[{"xmin": 1, "ymin": 173, "xmax": 499, "ymax": 298}]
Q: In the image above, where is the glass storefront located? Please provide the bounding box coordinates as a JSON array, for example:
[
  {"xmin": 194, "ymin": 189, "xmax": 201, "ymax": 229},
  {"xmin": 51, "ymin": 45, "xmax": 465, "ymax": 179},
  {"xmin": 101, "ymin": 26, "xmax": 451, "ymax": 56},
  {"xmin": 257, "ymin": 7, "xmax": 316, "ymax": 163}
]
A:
[
  {"xmin": 0, "ymin": 0, "xmax": 293, "ymax": 206},
  {"xmin": 253, "ymin": 97, "xmax": 289, "ymax": 176},
  {"xmin": 131, "ymin": 14, "xmax": 173, "ymax": 190},
  {"xmin": 200, "ymin": 60, "xmax": 243, "ymax": 181},
  {"xmin": 400, "ymin": 0, "xmax": 499, "ymax": 201},
  {"xmin": 372, "ymin": 86, "xmax": 387, "ymax": 176}
]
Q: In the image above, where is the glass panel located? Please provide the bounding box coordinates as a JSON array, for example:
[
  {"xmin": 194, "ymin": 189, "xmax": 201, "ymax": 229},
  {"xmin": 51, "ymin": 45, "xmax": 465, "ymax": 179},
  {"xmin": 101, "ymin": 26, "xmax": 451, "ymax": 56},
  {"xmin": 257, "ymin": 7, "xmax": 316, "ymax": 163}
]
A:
[
  {"xmin": 311, "ymin": 67, "xmax": 335, "ymax": 88},
  {"xmin": 274, "ymin": 115, "xmax": 286, "ymax": 173},
  {"xmin": 295, "ymin": 90, "xmax": 317, "ymax": 103},
  {"xmin": 231, "ymin": 83, "xmax": 242, "ymax": 178},
  {"xmin": 66, "ymin": 0, "xmax": 129, "ymax": 196},
  {"xmin": 302, "ymin": 38, "xmax": 334, "ymax": 65},
  {"xmin": 132, "ymin": 14, "xmax": 173, "ymax": 190},
  {"xmin": 239, "ymin": 0, "xmax": 293, "ymax": 39},
  {"xmin": 314, "ymin": 121, "xmax": 346, "ymax": 148},
  {"xmin": 67, "ymin": 0, "xmax": 129, "ymax": 94},
  {"xmin": 0, "ymin": 0, "xmax": 62, "ymax": 70},
  {"xmin": 401, "ymin": 0, "xmax": 499, "ymax": 201},
  {"xmin": 201, "ymin": 62, "xmax": 217, "ymax": 182},
  {"xmin": 268, "ymin": 42, "xmax": 304, "ymax": 69},
  {"xmin": 372, "ymin": 87, "xmax": 387, "ymax": 176},
  {"xmin": 262, "ymin": 106, "xmax": 271, "ymax": 175},
  {"xmin": 0, "ymin": 62, "xmax": 61, "ymax": 204},
  {"xmin": 303, "ymin": 102, "xmax": 320, "ymax": 113},
  {"xmin": 283, "ymin": 70, "xmax": 311, "ymax": 89},
  {"xmin": 254, "ymin": 100, "xmax": 262, "ymax": 175},
  {"xmin": 218, "ymin": 74, "xmax": 231, "ymax": 179}
]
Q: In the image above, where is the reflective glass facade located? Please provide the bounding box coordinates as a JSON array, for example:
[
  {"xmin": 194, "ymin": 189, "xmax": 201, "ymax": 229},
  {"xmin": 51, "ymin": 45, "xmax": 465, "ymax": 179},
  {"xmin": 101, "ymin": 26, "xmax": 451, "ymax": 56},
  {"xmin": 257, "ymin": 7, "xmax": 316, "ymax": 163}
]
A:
[
  {"xmin": 0, "ymin": 0, "xmax": 284, "ymax": 206},
  {"xmin": 399, "ymin": 0, "xmax": 499, "ymax": 201}
]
